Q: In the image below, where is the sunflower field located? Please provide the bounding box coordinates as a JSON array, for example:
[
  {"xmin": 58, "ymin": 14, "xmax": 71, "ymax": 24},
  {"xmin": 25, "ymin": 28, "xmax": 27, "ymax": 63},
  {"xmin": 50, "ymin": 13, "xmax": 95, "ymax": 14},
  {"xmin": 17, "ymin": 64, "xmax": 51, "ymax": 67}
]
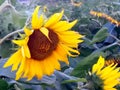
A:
[{"xmin": 1, "ymin": 0, "xmax": 120, "ymax": 90}]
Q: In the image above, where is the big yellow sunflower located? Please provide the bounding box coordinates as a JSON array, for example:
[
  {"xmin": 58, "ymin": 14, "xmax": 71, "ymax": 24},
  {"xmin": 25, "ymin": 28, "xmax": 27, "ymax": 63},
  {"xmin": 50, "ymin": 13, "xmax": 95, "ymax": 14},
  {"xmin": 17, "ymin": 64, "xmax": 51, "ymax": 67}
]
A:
[
  {"xmin": 90, "ymin": 56, "xmax": 120, "ymax": 90},
  {"xmin": 3, "ymin": 6, "xmax": 83, "ymax": 80}
]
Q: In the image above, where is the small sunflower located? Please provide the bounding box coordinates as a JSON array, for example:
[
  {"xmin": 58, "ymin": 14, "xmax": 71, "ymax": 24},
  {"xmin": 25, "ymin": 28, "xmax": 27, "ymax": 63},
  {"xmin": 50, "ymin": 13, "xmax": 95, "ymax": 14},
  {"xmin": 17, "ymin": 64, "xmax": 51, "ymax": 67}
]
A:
[
  {"xmin": 90, "ymin": 56, "xmax": 120, "ymax": 90},
  {"xmin": 3, "ymin": 6, "xmax": 83, "ymax": 80}
]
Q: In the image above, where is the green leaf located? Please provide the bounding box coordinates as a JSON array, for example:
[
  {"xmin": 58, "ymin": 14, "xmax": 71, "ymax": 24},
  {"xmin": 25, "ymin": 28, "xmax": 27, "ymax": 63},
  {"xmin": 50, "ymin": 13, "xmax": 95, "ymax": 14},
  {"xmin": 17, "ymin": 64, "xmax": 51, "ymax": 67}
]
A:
[
  {"xmin": 91, "ymin": 27, "xmax": 108, "ymax": 44},
  {"xmin": 0, "ymin": 41, "xmax": 15, "ymax": 58},
  {"xmin": 0, "ymin": 79, "xmax": 8, "ymax": 90},
  {"xmin": 11, "ymin": 9, "xmax": 27, "ymax": 28},
  {"xmin": 62, "ymin": 78, "xmax": 87, "ymax": 84},
  {"xmin": 71, "ymin": 51, "xmax": 106, "ymax": 78}
]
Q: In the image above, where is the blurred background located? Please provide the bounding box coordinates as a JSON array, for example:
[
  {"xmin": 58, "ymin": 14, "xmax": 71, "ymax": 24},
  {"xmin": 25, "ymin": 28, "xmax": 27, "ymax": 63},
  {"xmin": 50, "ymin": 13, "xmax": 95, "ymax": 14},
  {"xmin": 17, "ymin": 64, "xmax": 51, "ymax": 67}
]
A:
[{"xmin": 0, "ymin": 0, "xmax": 120, "ymax": 90}]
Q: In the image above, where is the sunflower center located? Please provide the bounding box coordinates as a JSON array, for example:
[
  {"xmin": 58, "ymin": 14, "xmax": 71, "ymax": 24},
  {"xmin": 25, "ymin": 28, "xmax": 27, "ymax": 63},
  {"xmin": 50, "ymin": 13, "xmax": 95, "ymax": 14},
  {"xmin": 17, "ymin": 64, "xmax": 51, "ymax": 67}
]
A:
[{"xmin": 27, "ymin": 29, "xmax": 59, "ymax": 60}]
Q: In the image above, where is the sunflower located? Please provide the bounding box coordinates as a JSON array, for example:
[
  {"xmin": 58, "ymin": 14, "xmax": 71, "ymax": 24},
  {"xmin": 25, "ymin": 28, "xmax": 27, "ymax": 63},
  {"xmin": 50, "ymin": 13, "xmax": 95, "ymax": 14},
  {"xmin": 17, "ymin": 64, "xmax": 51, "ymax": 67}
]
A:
[
  {"xmin": 90, "ymin": 56, "xmax": 120, "ymax": 90},
  {"xmin": 105, "ymin": 56, "xmax": 120, "ymax": 67},
  {"xmin": 3, "ymin": 6, "xmax": 83, "ymax": 80}
]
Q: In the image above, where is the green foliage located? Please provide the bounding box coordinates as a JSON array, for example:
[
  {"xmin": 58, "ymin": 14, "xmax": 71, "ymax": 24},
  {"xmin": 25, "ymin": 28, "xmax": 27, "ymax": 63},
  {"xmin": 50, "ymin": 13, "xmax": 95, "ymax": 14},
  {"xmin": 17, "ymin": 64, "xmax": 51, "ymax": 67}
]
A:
[
  {"xmin": 11, "ymin": 10, "xmax": 27, "ymax": 28},
  {"xmin": 0, "ymin": 13, "xmax": 14, "ymax": 37},
  {"xmin": 0, "ymin": 79, "xmax": 8, "ymax": 90},
  {"xmin": 116, "ymin": 85, "xmax": 120, "ymax": 90},
  {"xmin": 62, "ymin": 78, "xmax": 87, "ymax": 84},
  {"xmin": 91, "ymin": 27, "xmax": 108, "ymax": 44},
  {"xmin": 0, "ymin": 41, "xmax": 15, "ymax": 58},
  {"xmin": 86, "ymin": 73, "xmax": 103, "ymax": 90},
  {"xmin": 71, "ymin": 51, "xmax": 106, "ymax": 78}
]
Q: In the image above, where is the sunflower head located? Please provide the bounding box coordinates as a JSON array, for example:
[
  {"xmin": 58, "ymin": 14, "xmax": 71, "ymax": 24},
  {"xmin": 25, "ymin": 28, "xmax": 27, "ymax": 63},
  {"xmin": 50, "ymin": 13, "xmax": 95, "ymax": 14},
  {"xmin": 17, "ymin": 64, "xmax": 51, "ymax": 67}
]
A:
[
  {"xmin": 3, "ymin": 6, "xmax": 83, "ymax": 80},
  {"xmin": 105, "ymin": 55, "xmax": 120, "ymax": 67},
  {"xmin": 87, "ymin": 56, "xmax": 120, "ymax": 90}
]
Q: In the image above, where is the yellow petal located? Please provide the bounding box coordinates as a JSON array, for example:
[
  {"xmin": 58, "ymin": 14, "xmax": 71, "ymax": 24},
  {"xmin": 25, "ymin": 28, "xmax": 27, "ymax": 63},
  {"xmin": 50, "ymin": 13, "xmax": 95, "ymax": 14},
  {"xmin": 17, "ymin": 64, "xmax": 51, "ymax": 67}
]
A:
[
  {"xmin": 24, "ymin": 27, "xmax": 33, "ymax": 36},
  {"xmin": 46, "ymin": 61, "xmax": 54, "ymax": 75},
  {"xmin": 11, "ymin": 55, "xmax": 22, "ymax": 71},
  {"xmin": 61, "ymin": 44, "xmax": 80, "ymax": 54},
  {"xmin": 53, "ymin": 50, "xmax": 69, "ymax": 65},
  {"xmin": 103, "ymin": 87, "xmax": 116, "ymax": 90},
  {"xmin": 99, "ymin": 64, "xmax": 116, "ymax": 78},
  {"xmin": 40, "ymin": 27, "xmax": 51, "ymax": 42},
  {"xmin": 58, "ymin": 30, "xmax": 83, "ymax": 38},
  {"xmin": 23, "ymin": 45, "xmax": 31, "ymax": 58},
  {"xmin": 58, "ymin": 34, "xmax": 82, "ymax": 44},
  {"xmin": 26, "ymin": 59, "xmax": 36, "ymax": 81},
  {"xmin": 101, "ymin": 67, "xmax": 120, "ymax": 79},
  {"xmin": 37, "ymin": 14, "xmax": 44, "ymax": 28},
  {"xmin": 59, "ymin": 43, "xmax": 77, "ymax": 57},
  {"xmin": 44, "ymin": 10, "xmax": 64, "ymax": 27},
  {"xmin": 22, "ymin": 59, "xmax": 30, "ymax": 78},
  {"xmin": 58, "ymin": 33, "xmax": 83, "ymax": 47},
  {"xmin": 92, "ymin": 56, "xmax": 105, "ymax": 73},
  {"xmin": 49, "ymin": 53, "xmax": 61, "ymax": 70},
  {"xmin": 34, "ymin": 61, "xmax": 43, "ymax": 79},
  {"xmin": 96, "ymin": 56, "xmax": 105, "ymax": 73},
  {"xmin": 31, "ymin": 6, "xmax": 43, "ymax": 29},
  {"xmin": 57, "ymin": 32, "xmax": 82, "ymax": 41},
  {"xmin": 92, "ymin": 64, "xmax": 98, "ymax": 73},
  {"xmin": 53, "ymin": 60, "xmax": 61, "ymax": 70},
  {"xmin": 13, "ymin": 38, "xmax": 30, "ymax": 58},
  {"xmin": 16, "ymin": 58, "xmax": 26, "ymax": 80},
  {"xmin": 50, "ymin": 21, "xmax": 69, "ymax": 30},
  {"xmin": 104, "ymin": 80, "xmax": 119, "ymax": 88},
  {"xmin": 3, "ymin": 49, "xmax": 22, "ymax": 68},
  {"xmin": 12, "ymin": 39, "xmax": 26, "ymax": 46},
  {"xmin": 43, "ymin": 58, "xmax": 54, "ymax": 75},
  {"xmin": 104, "ymin": 74, "xmax": 120, "ymax": 85},
  {"xmin": 21, "ymin": 46, "xmax": 25, "ymax": 58},
  {"xmin": 55, "ymin": 20, "xmax": 77, "ymax": 31}
]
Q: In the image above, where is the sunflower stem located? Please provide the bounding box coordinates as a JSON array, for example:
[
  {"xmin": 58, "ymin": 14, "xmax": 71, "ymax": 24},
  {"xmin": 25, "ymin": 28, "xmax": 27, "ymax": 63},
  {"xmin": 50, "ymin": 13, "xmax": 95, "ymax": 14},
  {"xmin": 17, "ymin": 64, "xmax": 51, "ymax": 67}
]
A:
[
  {"xmin": 97, "ymin": 42, "xmax": 118, "ymax": 51},
  {"xmin": 63, "ymin": 14, "xmax": 69, "ymax": 22},
  {"xmin": 96, "ymin": 34, "xmax": 120, "ymax": 51},
  {"xmin": 0, "ymin": 29, "xmax": 23, "ymax": 45},
  {"xmin": 109, "ymin": 34, "xmax": 120, "ymax": 42}
]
